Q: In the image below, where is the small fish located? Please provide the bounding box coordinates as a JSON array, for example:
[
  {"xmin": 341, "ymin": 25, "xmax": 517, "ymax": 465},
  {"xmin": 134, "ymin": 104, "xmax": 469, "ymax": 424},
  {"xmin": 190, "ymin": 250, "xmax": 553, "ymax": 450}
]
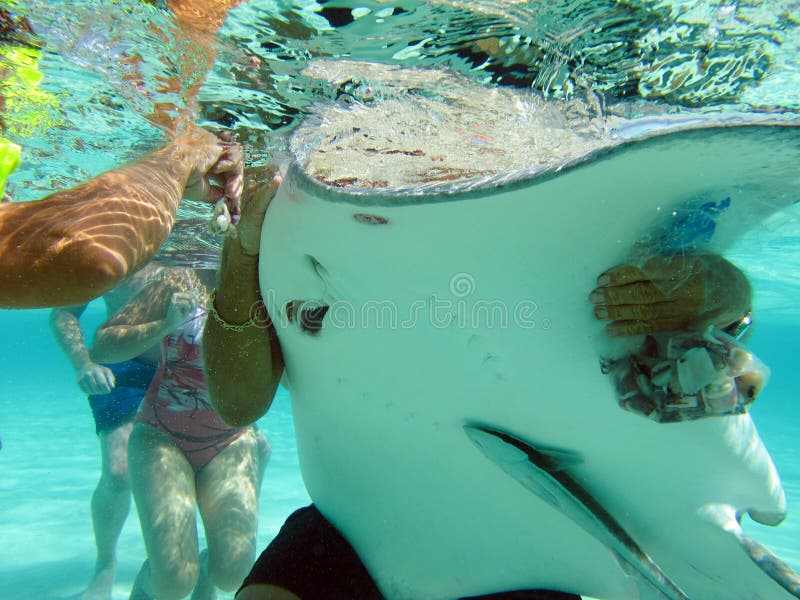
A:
[{"xmin": 464, "ymin": 424, "xmax": 689, "ymax": 600}]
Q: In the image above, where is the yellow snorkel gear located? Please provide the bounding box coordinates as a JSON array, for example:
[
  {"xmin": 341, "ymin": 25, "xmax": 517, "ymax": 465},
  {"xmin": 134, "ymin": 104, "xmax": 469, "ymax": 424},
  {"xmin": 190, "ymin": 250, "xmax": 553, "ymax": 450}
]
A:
[
  {"xmin": 0, "ymin": 136, "xmax": 20, "ymax": 199},
  {"xmin": 1, "ymin": 2, "xmax": 60, "ymax": 138},
  {"xmin": 0, "ymin": 44, "xmax": 60, "ymax": 138}
]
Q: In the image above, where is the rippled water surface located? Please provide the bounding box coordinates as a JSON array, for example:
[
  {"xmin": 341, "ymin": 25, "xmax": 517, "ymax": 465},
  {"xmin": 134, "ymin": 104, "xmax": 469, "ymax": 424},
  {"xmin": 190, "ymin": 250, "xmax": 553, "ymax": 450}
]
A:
[
  {"xmin": 7, "ymin": 0, "xmax": 800, "ymax": 191},
  {"xmin": 1, "ymin": 1, "xmax": 800, "ymax": 599}
]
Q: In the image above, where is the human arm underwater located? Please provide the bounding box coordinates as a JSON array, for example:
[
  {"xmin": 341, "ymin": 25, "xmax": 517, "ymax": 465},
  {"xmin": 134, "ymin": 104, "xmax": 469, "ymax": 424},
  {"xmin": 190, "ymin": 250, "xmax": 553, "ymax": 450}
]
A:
[
  {"xmin": 50, "ymin": 304, "xmax": 116, "ymax": 395},
  {"xmin": 89, "ymin": 272, "xmax": 197, "ymax": 364},
  {"xmin": 204, "ymin": 173, "xmax": 285, "ymax": 428},
  {"xmin": 0, "ymin": 125, "xmax": 243, "ymax": 309}
]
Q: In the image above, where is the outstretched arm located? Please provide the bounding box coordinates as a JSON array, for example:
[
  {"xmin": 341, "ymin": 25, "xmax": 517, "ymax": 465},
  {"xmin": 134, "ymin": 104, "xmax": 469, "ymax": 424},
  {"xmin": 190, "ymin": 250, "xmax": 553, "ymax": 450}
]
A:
[
  {"xmin": 89, "ymin": 271, "xmax": 196, "ymax": 364},
  {"xmin": 0, "ymin": 125, "xmax": 243, "ymax": 309},
  {"xmin": 204, "ymin": 173, "xmax": 284, "ymax": 428},
  {"xmin": 140, "ymin": 0, "xmax": 248, "ymax": 132}
]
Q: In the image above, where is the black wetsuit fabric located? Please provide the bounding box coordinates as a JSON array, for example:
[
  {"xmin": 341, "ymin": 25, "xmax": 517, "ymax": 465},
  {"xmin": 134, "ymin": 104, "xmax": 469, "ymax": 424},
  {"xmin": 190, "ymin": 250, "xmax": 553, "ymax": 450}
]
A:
[
  {"xmin": 240, "ymin": 504, "xmax": 383, "ymax": 599},
  {"xmin": 239, "ymin": 505, "xmax": 581, "ymax": 600}
]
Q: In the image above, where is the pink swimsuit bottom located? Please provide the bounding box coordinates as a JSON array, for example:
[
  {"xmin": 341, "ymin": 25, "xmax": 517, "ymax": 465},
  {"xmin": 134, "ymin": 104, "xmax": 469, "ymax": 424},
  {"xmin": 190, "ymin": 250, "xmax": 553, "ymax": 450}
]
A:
[
  {"xmin": 137, "ymin": 306, "xmax": 247, "ymax": 472},
  {"xmin": 138, "ymin": 392, "xmax": 247, "ymax": 472}
]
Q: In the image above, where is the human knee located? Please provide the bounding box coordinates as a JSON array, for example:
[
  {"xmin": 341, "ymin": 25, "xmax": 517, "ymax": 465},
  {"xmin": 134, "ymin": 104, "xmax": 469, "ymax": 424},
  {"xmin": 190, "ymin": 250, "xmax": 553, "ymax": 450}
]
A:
[
  {"xmin": 101, "ymin": 427, "xmax": 133, "ymax": 485},
  {"xmin": 149, "ymin": 561, "xmax": 199, "ymax": 600},
  {"xmin": 208, "ymin": 547, "xmax": 255, "ymax": 592},
  {"xmin": 104, "ymin": 457, "xmax": 130, "ymax": 487}
]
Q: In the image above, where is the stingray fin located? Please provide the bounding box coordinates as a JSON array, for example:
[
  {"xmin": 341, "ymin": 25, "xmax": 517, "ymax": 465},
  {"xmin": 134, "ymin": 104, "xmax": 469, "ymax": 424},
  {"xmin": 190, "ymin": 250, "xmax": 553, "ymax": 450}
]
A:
[
  {"xmin": 748, "ymin": 507, "xmax": 787, "ymax": 527},
  {"xmin": 699, "ymin": 503, "xmax": 800, "ymax": 598},
  {"xmin": 533, "ymin": 446, "xmax": 584, "ymax": 471}
]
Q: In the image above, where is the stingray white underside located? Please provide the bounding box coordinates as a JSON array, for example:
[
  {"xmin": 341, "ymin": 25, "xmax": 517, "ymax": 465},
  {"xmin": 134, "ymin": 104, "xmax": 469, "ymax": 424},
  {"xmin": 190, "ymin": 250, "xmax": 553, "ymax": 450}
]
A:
[{"xmin": 259, "ymin": 125, "xmax": 800, "ymax": 599}]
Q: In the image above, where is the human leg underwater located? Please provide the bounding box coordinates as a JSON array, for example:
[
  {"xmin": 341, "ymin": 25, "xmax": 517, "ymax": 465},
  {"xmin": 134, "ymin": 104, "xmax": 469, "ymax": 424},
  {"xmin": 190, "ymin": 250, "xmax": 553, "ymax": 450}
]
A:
[
  {"xmin": 84, "ymin": 421, "xmax": 135, "ymax": 600},
  {"xmin": 127, "ymin": 423, "xmax": 268, "ymax": 599},
  {"xmin": 128, "ymin": 423, "xmax": 202, "ymax": 600},
  {"xmin": 196, "ymin": 427, "xmax": 269, "ymax": 595},
  {"xmin": 85, "ymin": 359, "xmax": 155, "ymax": 600}
]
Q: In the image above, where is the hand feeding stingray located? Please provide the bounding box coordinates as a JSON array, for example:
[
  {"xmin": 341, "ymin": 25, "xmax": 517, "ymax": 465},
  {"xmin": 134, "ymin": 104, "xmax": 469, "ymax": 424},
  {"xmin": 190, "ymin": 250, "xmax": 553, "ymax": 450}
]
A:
[{"xmin": 256, "ymin": 60, "xmax": 800, "ymax": 599}]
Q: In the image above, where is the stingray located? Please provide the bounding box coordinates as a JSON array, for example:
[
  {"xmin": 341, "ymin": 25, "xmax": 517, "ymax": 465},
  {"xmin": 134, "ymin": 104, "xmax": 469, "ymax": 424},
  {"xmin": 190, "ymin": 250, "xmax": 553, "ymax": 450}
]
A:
[{"xmin": 256, "ymin": 62, "xmax": 800, "ymax": 599}]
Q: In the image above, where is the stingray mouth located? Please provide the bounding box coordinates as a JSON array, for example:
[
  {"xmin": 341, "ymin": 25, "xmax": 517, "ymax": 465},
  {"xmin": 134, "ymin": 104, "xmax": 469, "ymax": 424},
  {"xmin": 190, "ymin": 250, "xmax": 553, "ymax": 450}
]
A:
[{"xmin": 285, "ymin": 300, "xmax": 330, "ymax": 335}]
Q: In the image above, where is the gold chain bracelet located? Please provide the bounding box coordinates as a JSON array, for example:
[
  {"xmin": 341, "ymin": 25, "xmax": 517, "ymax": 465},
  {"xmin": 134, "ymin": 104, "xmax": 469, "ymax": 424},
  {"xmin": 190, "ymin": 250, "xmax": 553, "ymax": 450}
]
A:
[{"xmin": 208, "ymin": 289, "xmax": 257, "ymax": 332}]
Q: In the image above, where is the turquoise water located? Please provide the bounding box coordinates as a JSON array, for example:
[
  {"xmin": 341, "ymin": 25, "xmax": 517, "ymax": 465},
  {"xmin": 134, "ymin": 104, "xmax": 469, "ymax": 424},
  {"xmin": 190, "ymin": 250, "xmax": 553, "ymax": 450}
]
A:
[
  {"xmin": 0, "ymin": 304, "xmax": 310, "ymax": 600},
  {"xmin": 2, "ymin": 1, "xmax": 800, "ymax": 599},
  {"xmin": 2, "ymin": 303, "xmax": 799, "ymax": 599}
]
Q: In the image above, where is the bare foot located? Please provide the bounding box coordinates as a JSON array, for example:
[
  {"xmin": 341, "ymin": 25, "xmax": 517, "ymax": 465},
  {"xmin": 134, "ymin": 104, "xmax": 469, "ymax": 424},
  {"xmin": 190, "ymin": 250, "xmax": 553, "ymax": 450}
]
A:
[{"xmin": 81, "ymin": 561, "xmax": 116, "ymax": 600}]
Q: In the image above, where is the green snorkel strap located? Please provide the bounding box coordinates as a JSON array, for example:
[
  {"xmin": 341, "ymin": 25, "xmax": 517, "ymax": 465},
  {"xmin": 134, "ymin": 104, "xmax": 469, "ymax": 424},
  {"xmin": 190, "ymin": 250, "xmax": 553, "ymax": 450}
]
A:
[{"xmin": 0, "ymin": 137, "xmax": 21, "ymax": 199}]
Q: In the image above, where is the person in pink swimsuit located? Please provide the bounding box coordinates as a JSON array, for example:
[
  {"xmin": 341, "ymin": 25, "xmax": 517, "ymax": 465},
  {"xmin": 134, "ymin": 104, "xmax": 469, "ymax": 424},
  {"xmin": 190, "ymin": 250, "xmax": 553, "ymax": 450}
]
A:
[
  {"xmin": 90, "ymin": 266, "xmax": 270, "ymax": 600},
  {"xmin": 137, "ymin": 298, "xmax": 248, "ymax": 472}
]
